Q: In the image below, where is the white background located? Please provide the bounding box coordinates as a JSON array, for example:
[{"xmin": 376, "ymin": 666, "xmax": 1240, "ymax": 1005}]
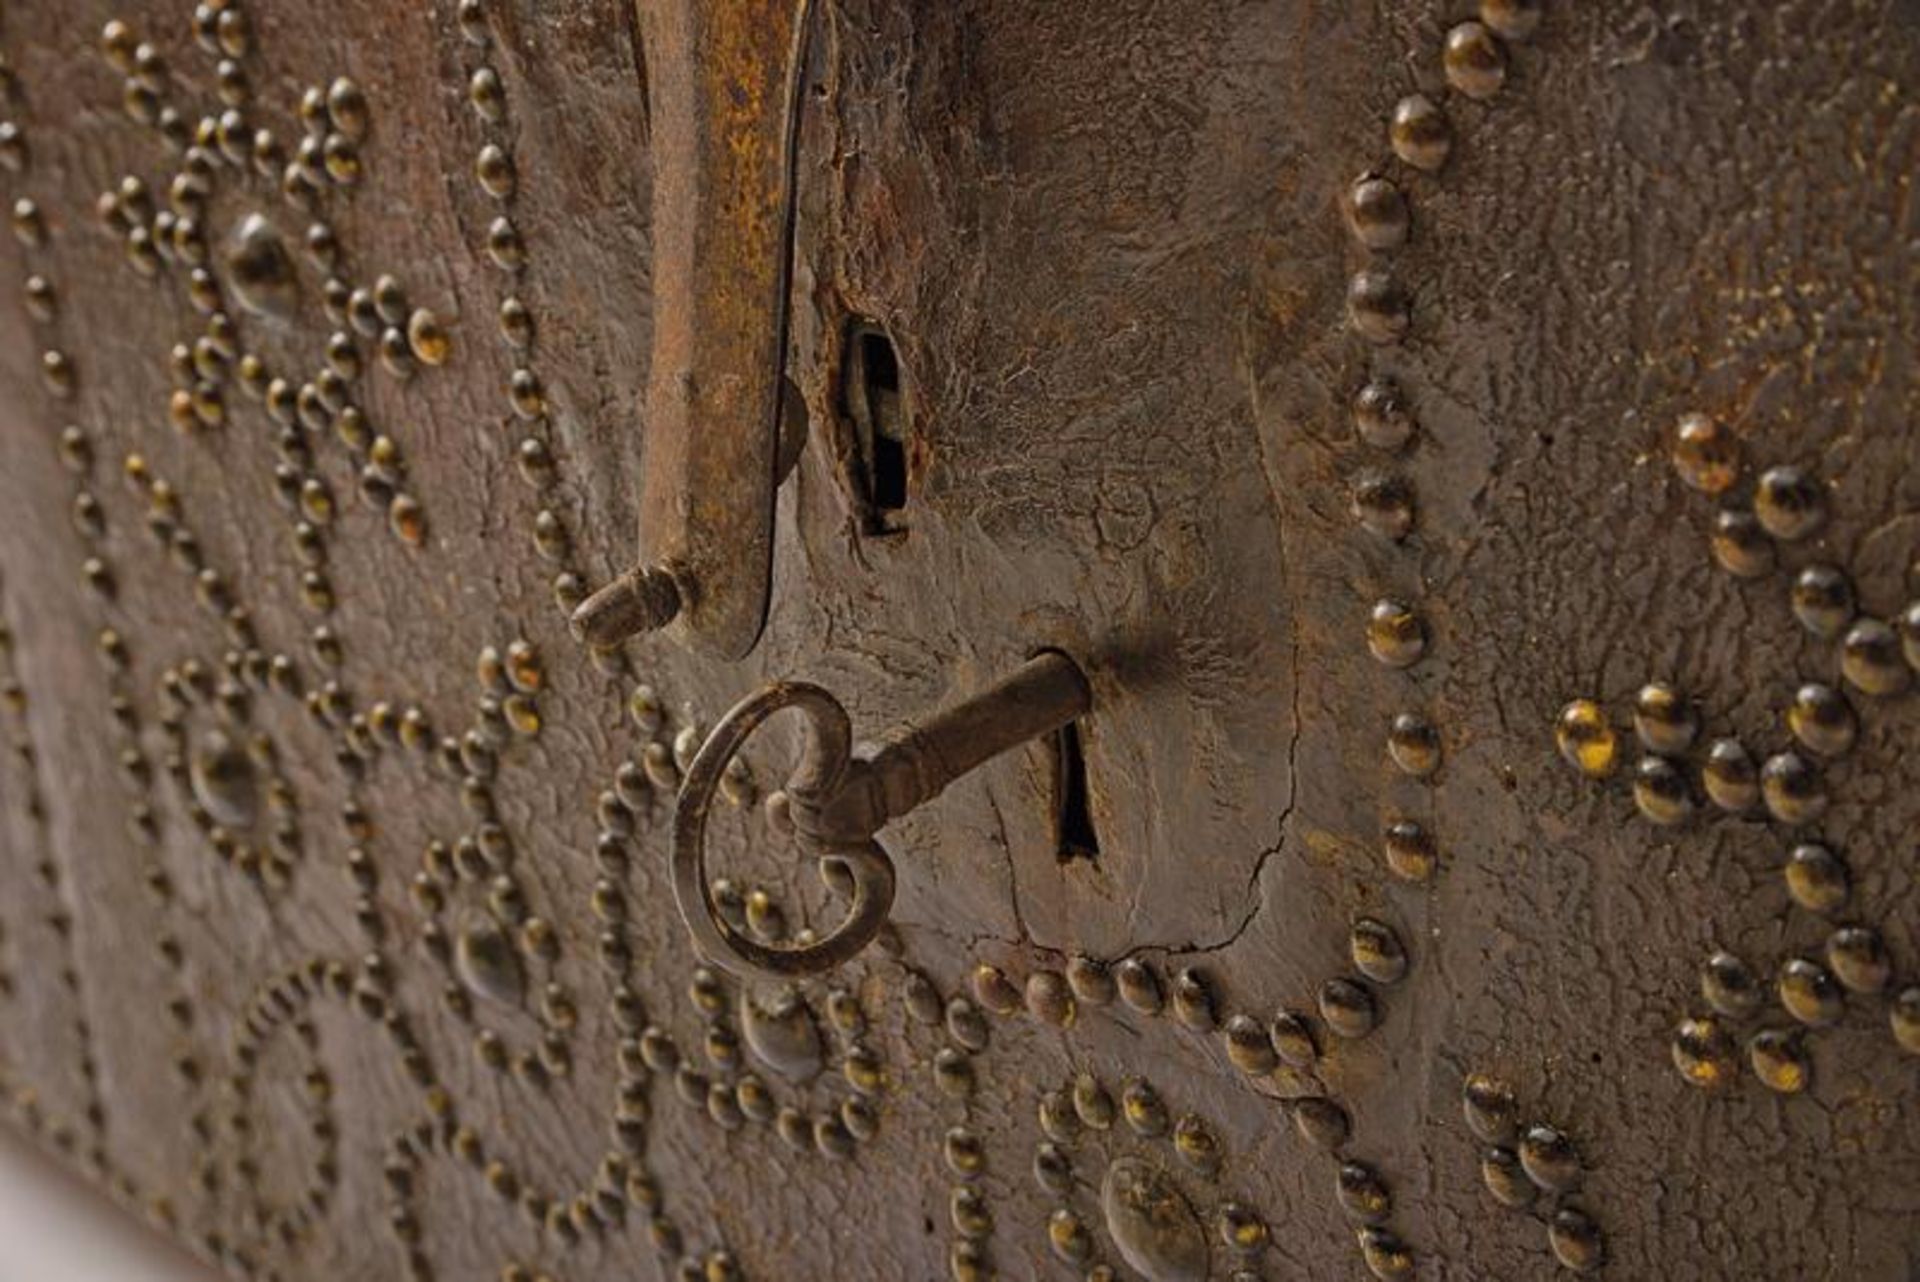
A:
[{"xmin": 0, "ymin": 1129, "xmax": 214, "ymax": 1281}]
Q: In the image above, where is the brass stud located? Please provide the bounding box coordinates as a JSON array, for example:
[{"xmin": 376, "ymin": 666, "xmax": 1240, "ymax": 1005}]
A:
[
  {"xmin": 1389, "ymin": 94, "xmax": 1452, "ymax": 171},
  {"xmin": 1346, "ymin": 175, "xmax": 1409, "ymax": 251},
  {"xmin": 475, "ymin": 144, "xmax": 515, "ymax": 199},
  {"xmin": 407, "ymin": 310, "xmax": 451, "ymax": 366},
  {"xmin": 469, "ymin": 67, "xmax": 506, "ymax": 121},
  {"xmin": 1554, "ymin": 699, "xmax": 1617, "ymax": 778},
  {"xmin": 326, "ymin": 78, "xmax": 370, "ymax": 140},
  {"xmin": 1382, "ymin": 817, "xmax": 1436, "ymax": 881},
  {"xmin": 1443, "ymin": 22, "xmax": 1507, "ymax": 100},
  {"xmin": 1790, "ymin": 565, "xmax": 1855, "ymax": 638},
  {"xmin": 1748, "ymin": 1026, "xmax": 1809, "ymax": 1093},
  {"xmin": 1709, "ymin": 509, "xmax": 1775, "ymax": 578}
]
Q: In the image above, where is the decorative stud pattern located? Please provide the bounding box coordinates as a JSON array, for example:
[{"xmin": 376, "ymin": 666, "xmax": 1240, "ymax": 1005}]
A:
[
  {"xmin": 0, "ymin": 4, "xmax": 1905, "ymax": 1280},
  {"xmin": 1460, "ymin": 1074, "xmax": 1604, "ymax": 1273}
]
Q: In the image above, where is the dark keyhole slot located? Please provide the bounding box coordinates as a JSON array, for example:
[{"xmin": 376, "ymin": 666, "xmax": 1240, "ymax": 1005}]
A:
[
  {"xmin": 861, "ymin": 332, "xmax": 908, "ymax": 511},
  {"xmin": 1052, "ymin": 720, "xmax": 1099, "ymax": 864},
  {"xmin": 842, "ymin": 322, "xmax": 910, "ymax": 527}
]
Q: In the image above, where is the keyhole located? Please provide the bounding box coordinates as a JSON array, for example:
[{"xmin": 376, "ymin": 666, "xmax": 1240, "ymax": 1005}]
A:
[
  {"xmin": 842, "ymin": 321, "xmax": 910, "ymax": 530},
  {"xmin": 1052, "ymin": 719, "xmax": 1099, "ymax": 864}
]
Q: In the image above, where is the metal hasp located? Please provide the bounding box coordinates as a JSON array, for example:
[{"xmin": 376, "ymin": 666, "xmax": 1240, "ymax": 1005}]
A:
[
  {"xmin": 573, "ymin": 0, "xmax": 816, "ymax": 658},
  {"xmin": 673, "ymin": 652, "xmax": 1095, "ymax": 981}
]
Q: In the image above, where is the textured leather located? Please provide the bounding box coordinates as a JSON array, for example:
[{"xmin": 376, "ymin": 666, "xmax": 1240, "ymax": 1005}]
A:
[{"xmin": 0, "ymin": 3, "xmax": 1915, "ymax": 1279}]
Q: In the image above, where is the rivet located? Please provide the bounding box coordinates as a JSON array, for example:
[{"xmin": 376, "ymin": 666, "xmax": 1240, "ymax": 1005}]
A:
[
  {"xmin": 321, "ymin": 134, "xmax": 361, "ymax": 186},
  {"xmin": 1066, "ymin": 955, "xmax": 1115, "ymax": 1005},
  {"xmin": 509, "ymin": 368, "xmax": 546, "ymax": 418},
  {"xmin": 1747, "ymin": 1027, "xmax": 1809, "ymax": 1093},
  {"xmin": 1708, "ymin": 509, "xmax": 1775, "ymax": 578},
  {"xmin": 1517, "ymin": 1123, "xmax": 1580, "ymax": 1192},
  {"xmin": 1790, "ymin": 565, "xmax": 1855, "ymax": 638},
  {"xmin": 1783, "ymin": 842, "xmax": 1849, "ymax": 915},
  {"xmin": 1318, "ymin": 977, "xmax": 1377, "ymax": 1038},
  {"xmin": 1224, "ymin": 1013, "xmax": 1276, "ymax": 1074},
  {"xmin": 1670, "ymin": 1015, "xmax": 1736, "ymax": 1088},
  {"xmin": 1786, "ymin": 682, "xmax": 1855, "ymax": 757},
  {"xmin": 1388, "ymin": 94, "xmax": 1452, "ymax": 171},
  {"xmin": 41, "ymin": 349, "xmax": 75, "ymax": 398},
  {"xmin": 1347, "ymin": 270, "xmax": 1411, "ymax": 343},
  {"xmin": 1548, "ymin": 1207, "xmax": 1605, "ymax": 1275},
  {"xmin": 1382, "ymin": 818, "xmax": 1436, "ymax": 882},
  {"xmin": 1071, "ymin": 1072, "xmax": 1115, "ymax": 1129},
  {"xmin": 1700, "ymin": 738, "xmax": 1758, "ymax": 812},
  {"xmin": 1826, "ymin": 926, "xmax": 1890, "ymax": 995},
  {"xmin": 1760, "ymin": 751, "xmax": 1825, "ymax": 824},
  {"xmin": 216, "ymin": 11, "xmax": 248, "ymax": 58},
  {"xmin": 1115, "ymin": 957, "xmax": 1163, "ymax": 1013},
  {"xmin": 487, "ymin": 217, "xmax": 525, "ymax": 271},
  {"xmin": 532, "ymin": 509, "xmax": 568, "ymax": 560},
  {"xmin": 1554, "ymin": 699, "xmax": 1616, "ymax": 778},
  {"xmin": 1776, "ymin": 957, "xmax": 1843, "ymax": 1027},
  {"xmin": 516, "ymin": 438, "xmax": 555, "ymax": 487},
  {"xmin": 1293, "ymin": 1095, "xmax": 1350, "ymax": 1151},
  {"xmin": 1386, "ymin": 710, "xmax": 1440, "ymax": 776},
  {"xmin": 379, "ymin": 327, "xmax": 416, "ymax": 377},
  {"xmin": 475, "ymin": 143, "xmax": 515, "ymax": 199},
  {"xmin": 1353, "ymin": 379, "xmax": 1416, "ymax": 452},
  {"xmin": 1358, "ymin": 1226, "xmax": 1414, "ymax": 1278},
  {"xmin": 1631, "ymin": 755, "xmax": 1692, "ymax": 825},
  {"xmin": 1037, "ymin": 1087, "xmax": 1079, "ymax": 1145},
  {"xmin": 1481, "ymin": 1145, "xmax": 1534, "ymax": 1207},
  {"xmin": 102, "ymin": 20, "xmax": 140, "ymax": 70},
  {"xmin": 1024, "ymin": 970, "xmax": 1075, "ymax": 1026},
  {"xmin": 1169, "ymin": 967, "xmax": 1217, "ymax": 1030},
  {"xmin": 326, "ymin": 78, "xmax": 369, "ymax": 140},
  {"xmin": 469, "ymin": 67, "xmax": 506, "ymax": 121},
  {"xmin": 0, "ymin": 123, "xmax": 25, "ymax": 175},
  {"xmin": 1443, "ymin": 22, "xmax": 1507, "ymax": 100},
  {"xmin": 1217, "ymin": 1202, "xmax": 1268, "ymax": 1254},
  {"xmin": 1346, "ymin": 174, "xmax": 1409, "ymax": 250},
  {"xmin": 499, "ymin": 296, "xmax": 534, "ymax": 347},
  {"xmin": 407, "ymin": 309, "xmax": 451, "ymax": 366},
  {"xmin": 1121, "ymin": 1077, "xmax": 1169, "ymax": 1136},
  {"xmin": 1840, "ymin": 618, "xmax": 1908, "ymax": 696},
  {"xmin": 1172, "ymin": 1113, "xmax": 1220, "ymax": 1174},
  {"xmin": 1753, "ymin": 465, "xmax": 1825, "ymax": 541},
  {"xmin": 1336, "ymin": 1161, "xmax": 1392, "ymax": 1224},
  {"xmin": 1350, "ymin": 918, "xmax": 1407, "ymax": 984},
  {"xmin": 1033, "ymin": 1141, "xmax": 1074, "ymax": 1197},
  {"xmin": 1046, "ymin": 1208, "xmax": 1092, "ymax": 1265},
  {"xmin": 944, "ymin": 996, "xmax": 988, "ymax": 1051},
  {"xmin": 23, "ymin": 274, "xmax": 56, "ymax": 322},
  {"xmin": 1352, "ymin": 472, "xmax": 1415, "ymax": 540},
  {"xmin": 1461, "ymin": 1072, "xmax": 1517, "ymax": 1144},
  {"xmin": 1632, "ymin": 682, "xmax": 1697, "ymax": 755},
  {"xmin": 1699, "ymin": 951, "xmax": 1760, "ymax": 1016},
  {"xmin": 1269, "ymin": 1010, "xmax": 1318, "ymax": 1067},
  {"xmin": 1671, "ymin": 413, "xmax": 1739, "ymax": 494},
  {"xmin": 950, "ymin": 1184, "xmax": 992, "ymax": 1238},
  {"xmin": 324, "ymin": 331, "xmax": 360, "ymax": 379},
  {"xmin": 1366, "ymin": 599, "xmax": 1425, "ymax": 667},
  {"xmin": 458, "ymin": 0, "xmax": 490, "ymax": 44}
]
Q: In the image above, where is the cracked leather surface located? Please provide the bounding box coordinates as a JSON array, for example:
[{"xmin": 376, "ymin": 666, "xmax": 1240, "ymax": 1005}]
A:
[{"xmin": 0, "ymin": 1, "xmax": 1915, "ymax": 1280}]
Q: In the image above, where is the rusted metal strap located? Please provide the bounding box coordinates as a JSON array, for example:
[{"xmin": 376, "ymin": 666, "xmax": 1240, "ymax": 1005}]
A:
[{"xmin": 577, "ymin": 0, "xmax": 816, "ymax": 659}]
